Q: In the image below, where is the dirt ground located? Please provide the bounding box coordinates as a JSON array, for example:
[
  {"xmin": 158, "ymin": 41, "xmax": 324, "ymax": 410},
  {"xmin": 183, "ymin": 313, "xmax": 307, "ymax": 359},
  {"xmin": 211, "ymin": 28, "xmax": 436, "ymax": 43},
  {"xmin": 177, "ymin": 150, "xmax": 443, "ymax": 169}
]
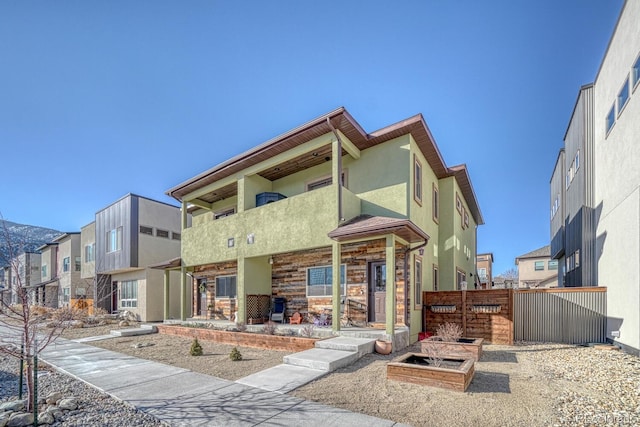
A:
[{"xmin": 58, "ymin": 324, "xmax": 638, "ymax": 427}]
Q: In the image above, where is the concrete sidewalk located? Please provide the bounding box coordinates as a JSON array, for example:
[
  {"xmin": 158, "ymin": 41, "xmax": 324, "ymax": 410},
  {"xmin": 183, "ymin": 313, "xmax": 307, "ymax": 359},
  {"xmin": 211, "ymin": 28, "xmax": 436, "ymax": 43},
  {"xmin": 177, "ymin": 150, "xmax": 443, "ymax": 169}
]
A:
[{"xmin": 40, "ymin": 338, "xmax": 409, "ymax": 427}]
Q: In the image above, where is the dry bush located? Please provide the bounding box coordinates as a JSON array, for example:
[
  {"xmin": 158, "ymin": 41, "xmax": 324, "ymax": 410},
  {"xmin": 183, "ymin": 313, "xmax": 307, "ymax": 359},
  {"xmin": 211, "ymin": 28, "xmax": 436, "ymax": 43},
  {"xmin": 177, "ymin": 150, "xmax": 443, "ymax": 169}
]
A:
[
  {"xmin": 236, "ymin": 321, "xmax": 247, "ymax": 332},
  {"xmin": 51, "ymin": 307, "xmax": 88, "ymax": 323},
  {"xmin": 262, "ymin": 321, "xmax": 277, "ymax": 335},
  {"xmin": 436, "ymin": 322, "xmax": 463, "ymax": 342},
  {"xmin": 300, "ymin": 324, "xmax": 315, "ymax": 338},
  {"xmin": 30, "ymin": 305, "xmax": 53, "ymax": 318},
  {"xmin": 422, "ymin": 336, "xmax": 444, "ymax": 367}
]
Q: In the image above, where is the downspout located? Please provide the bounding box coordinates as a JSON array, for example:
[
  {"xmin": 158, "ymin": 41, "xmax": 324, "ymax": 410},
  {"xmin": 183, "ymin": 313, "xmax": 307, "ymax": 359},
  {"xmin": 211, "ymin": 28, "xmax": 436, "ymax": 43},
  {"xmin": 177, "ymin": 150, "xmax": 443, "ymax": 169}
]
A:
[
  {"xmin": 403, "ymin": 239, "xmax": 429, "ymax": 328},
  {"xmin": 326, "ymin": 118, "xmax": 343, "ymax": 222}
]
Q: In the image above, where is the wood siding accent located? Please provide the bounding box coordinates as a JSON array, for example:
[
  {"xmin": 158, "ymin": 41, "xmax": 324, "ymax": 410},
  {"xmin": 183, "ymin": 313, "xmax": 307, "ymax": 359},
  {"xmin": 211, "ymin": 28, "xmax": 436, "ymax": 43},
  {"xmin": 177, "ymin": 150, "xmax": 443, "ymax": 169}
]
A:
[
  {"xmin": 387, "ymin": 353, "xmax": 474, "ymax": 392},
  {"xmin": 193, "ymin": 261, "xmax": 238, "ymax": 319},
  {"xmin": 271, "ymin": 239, "xmax": 407, "ymax": 324},
  {"xmin": 424, "ymin": 289, "xmax": 514, "ymax": 345}
]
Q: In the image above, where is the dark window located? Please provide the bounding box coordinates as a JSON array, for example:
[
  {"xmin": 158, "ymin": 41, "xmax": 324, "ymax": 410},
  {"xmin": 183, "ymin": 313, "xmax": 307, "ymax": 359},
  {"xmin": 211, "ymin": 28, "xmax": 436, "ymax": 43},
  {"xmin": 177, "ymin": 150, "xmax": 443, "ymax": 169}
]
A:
[
  {"xmin": 140, "ymin": 225, "xmax": 153, "ymax": 235},
  {"xmin": 156, "ymin": 229, "xmax": 169, "ymax": 238},
  {"xmin": 606, "ymin": 104, "xmax": 616, "ymax": 135},
  {"xmin": 215, "ymin": 276, "xmax": 237, "ymax": 298}
]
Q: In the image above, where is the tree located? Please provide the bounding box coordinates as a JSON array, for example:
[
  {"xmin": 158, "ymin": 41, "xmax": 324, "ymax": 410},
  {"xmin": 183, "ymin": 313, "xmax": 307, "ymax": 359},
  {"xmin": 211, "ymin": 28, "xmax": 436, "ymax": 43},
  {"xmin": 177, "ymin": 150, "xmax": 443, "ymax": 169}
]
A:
[
  {"xmin": 501, "ymin": 267, "xmax": 519, "ymax": 280},
  {"xmin": 0, "ymin": 216, "xmax": 70, "ymax": 412}
]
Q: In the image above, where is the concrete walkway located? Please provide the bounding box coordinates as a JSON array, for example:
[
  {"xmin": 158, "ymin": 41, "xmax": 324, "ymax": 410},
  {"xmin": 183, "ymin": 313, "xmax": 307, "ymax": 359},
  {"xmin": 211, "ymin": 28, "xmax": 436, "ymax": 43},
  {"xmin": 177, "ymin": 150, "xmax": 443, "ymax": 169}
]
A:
[{"xmin": 40, "ymin": 338, "xmax": 409, "ymax": 427}]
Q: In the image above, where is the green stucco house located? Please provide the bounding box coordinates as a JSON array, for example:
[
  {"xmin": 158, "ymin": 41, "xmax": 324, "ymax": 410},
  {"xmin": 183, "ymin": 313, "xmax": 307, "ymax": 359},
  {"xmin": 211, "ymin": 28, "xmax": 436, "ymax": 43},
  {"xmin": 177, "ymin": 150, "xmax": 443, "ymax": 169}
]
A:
[{"xmin": 164, "ymin": 107, "xmax": 483, "ymax": 343}]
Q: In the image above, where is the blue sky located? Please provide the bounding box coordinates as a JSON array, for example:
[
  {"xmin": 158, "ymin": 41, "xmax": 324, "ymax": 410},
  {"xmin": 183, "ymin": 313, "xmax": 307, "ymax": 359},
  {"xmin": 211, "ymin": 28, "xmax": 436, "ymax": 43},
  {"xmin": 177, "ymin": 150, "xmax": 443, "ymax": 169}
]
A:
[{"xmin": 0, "ymin": 1, "xmax": 623, "ymax": 275}]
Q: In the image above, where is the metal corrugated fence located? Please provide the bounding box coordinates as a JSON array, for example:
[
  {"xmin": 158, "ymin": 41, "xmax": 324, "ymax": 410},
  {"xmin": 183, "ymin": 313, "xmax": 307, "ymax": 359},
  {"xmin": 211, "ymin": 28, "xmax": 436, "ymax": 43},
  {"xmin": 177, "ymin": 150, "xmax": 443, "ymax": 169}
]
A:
[{"xmin": 513, "ymin": 288, "xmax": 606, "ymax": 343}]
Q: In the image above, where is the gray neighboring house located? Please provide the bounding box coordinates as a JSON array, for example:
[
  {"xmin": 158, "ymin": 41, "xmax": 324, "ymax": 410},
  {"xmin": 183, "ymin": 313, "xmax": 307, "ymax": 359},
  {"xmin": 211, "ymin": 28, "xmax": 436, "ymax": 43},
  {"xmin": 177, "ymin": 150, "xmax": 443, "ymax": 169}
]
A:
[
  {"xmin": 2, "ymin": 252, "xmax": 42, "ymax": 305},
  {"xmin": 550, "ymin": 0, "xmax": 640, "ymax": 353},
  {"xmin": 81, "ymin": 194, "xmax": 184, "ymax": 321}
]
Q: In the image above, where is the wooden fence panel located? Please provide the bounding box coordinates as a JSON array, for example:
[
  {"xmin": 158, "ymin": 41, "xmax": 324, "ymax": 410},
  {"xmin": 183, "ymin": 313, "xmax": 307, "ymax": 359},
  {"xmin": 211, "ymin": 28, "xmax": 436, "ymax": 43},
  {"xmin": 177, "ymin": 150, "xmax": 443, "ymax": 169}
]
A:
[{"xmin": 424, "ymin": 289, "xmax": 514, "ymax": 345}]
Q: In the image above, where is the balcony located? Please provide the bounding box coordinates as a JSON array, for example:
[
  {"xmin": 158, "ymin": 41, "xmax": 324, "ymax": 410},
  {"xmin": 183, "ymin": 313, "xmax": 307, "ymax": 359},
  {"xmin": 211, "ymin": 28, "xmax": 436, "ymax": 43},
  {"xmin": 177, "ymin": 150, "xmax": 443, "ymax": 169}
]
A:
[{"xmin": 182, "ymin": 185, "xmax": 361, "ymax": 266}]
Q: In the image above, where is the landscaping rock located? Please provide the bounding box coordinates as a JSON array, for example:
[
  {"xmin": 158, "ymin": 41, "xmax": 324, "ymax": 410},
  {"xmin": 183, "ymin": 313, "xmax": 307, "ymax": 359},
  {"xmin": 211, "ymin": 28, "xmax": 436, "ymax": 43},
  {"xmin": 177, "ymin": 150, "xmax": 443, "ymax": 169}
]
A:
[
  {"xmin": 7, "ymin": 412, "xmax": 33, "ymax": 427},
  {"xmin": 118, "ymin": 320, "xmax": 129, "ymax": 327},
  {"xmin": 0, "ymin": 401, "xmax": 25, "ymax": 413},
  {"xmin": 45, "ymin": 391, "xmax": 62, "ymax": 405},
  {"xmin": 58, "ymin": 398, "xmax": 78, "ymax": 411},
  {"xmin": 37, "ymin": 411, "xmax": 54, "ymax": 425},
  {"xmin": 0, "ymin": 413, "xmax": 10, "ymax": 427}
]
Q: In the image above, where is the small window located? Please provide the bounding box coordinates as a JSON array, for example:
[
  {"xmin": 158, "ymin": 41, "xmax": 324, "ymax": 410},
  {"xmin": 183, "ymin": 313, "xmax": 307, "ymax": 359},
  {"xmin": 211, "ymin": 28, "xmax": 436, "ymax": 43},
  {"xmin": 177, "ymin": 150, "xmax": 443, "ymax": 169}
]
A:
[
  {"xmin": 456, "ymin": 268, "xmax": 466, "ymax": 290},
  {"xmin": 139, "ymin": 225, "xmax": 153, "ymax": 235},
  {"xmin": 617, "ymin": 76, "xmax": 630, "ymax": 116},
  {"xmin": 84, "ymin": 244, "xmax": 95, "ymax": 262},
  {"xmin": 215, "ymin": 276, "xmax": 237, "ymax": 298},
  {"xmin": 432, "ymin": 183, "xmax": 439, "ymax": 223},
  {"xmin": 575, "ymin": 249, "xmax": 580, "ymax": 268},
  {"xmin": 606, "ymin": 104, "xmax": 616, "ymax": 135},
  {"xmin": 433, "ymin": 265, "xmax": 439, "ymax": 291},
  {"xmin": 41, "ymin": 265, "xmax": 47, "ymax": 278},
  {"xmin": 534, "ymin": 261, "xmax": 544, "ymax": 271},
  {"xmin": 307, "ymin": 265, "xmax": 346, "ymax": 297},
  {"xmin": 171, "ymin": 232, "xmax": 181, "ymax": 241},
  {"xmin": 414, "ymin": 257, "xmax": 422, "ymax": 308},
  {"xmin": 62, "ymin": 287, "xmax": 70, "ymax": 303},
  {"xmin": 478, "ymin": 268, "xmax": 487, "ymax": 280},
  {"xmin": 548, "ymin": 260, "xmax": 558, "ymax": 270},
  {"xmin": 156, "ymin": 229, "xmax": 169, "ymax": 238},
  {"xmin": 214, "ymin": 207, "xmax": 235, "ymax": 220},
  {"xmin": 307, "ymin": 176, "xmax": 332, "ymax": 191},
  {"xmin": 566, "ymin": 171, "xmax": 571, "ymax": 189},
  {"xmin": 413, "ymin": 155, "xmax": 422, "ymax": 205},
  {"xmin": 456, "ymin": 192, "xmax": 462, "ymax": 213},
  {"xmin": 75, "ymin": 256, "xmax": 81, "ymax": 272},
  {"xmin": 120, "ymin": 280, "xmax": 138, "ymax": 308},
  {"xmin": 63, "ymin": 257, "xmax": 70, "ymax": 273},
  {"xmin": 463, "ymin": 209, "xmax": 469, "ymax": 228},
  {"xmin": 107, "ymin": 227, "xmax": 123, "ymax": 253},
  {"xmin": 575, "ymin": 150, "xmax": 580, "ymax": 172},
  {"xmin": 633, "ymin": 53, "xmax": 640, "ymax": 90}
]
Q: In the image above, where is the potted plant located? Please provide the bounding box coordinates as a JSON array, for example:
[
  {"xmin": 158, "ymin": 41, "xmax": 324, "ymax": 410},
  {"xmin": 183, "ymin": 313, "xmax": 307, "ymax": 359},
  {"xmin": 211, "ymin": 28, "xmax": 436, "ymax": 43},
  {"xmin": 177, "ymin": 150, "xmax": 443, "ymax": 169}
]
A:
[
  {"xmin": 375, "ymin": 334, "xmax": 393, "ymax": 355},
  {"xmin": 420, "ymin": 322, "xmax": 483, "ymax": 361}
]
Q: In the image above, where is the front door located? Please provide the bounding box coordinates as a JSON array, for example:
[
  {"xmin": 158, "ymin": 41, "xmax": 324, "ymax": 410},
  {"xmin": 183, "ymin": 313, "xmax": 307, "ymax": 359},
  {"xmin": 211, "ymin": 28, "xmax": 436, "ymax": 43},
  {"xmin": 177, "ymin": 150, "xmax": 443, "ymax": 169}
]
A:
[
  {"xmin": 111, "ymin": 281, "xmax": 118, "ymax": 313},
  {"xmin": 196, "ymin": 279, "xmax": 207, "ymax": 316},
  {"xmin": 368, "ymin": 262, "xmax": 386, "ymax": 323}
]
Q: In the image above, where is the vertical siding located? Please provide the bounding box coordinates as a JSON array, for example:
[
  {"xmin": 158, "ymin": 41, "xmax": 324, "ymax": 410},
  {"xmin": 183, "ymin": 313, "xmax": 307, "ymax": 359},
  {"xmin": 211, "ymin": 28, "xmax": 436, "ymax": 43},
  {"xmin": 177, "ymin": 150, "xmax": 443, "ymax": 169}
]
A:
[{"xmin": 514, "ymin": 288, "xmax": 606, "ymax": 343}]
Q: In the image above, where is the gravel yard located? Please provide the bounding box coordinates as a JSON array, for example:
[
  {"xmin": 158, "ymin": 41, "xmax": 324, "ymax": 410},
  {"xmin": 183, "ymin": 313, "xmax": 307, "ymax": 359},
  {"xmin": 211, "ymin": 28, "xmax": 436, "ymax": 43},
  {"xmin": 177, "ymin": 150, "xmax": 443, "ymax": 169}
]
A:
[{"xmin": 4, "ymin": 324, "xmax": 640, "ymax": 426}]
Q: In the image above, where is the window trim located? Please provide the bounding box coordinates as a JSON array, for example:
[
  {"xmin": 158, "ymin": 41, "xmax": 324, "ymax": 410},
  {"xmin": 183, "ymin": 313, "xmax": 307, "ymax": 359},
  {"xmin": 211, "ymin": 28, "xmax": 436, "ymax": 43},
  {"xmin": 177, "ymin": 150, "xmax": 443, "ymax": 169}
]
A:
[
  {"xmin": 456, "ymin": 268, "xmax": 466, "ymax": 290},
  {"xmin": 214, "ymin": 207, "xmax": 236, "ymax": 220},
  {"xmin": 215, "ymin": 275, "xmax": 237, "ymax": 298},
  {"xmin": 534, "ymin": 260, "xmax": 545, "ymax": 271},
  {"xmin": 156, "ymin": 228, "xmax": 170, "ymax": 239},
  {"xmin": 606, "ymin": 103, "xmax": 616, "ymax": 137},
  {"xmin": 414, "ymin": 256, "xmax": 422, "ymax": 309},
  {"xmin": 306, "ymin": 264, "xmax": 347, "ymax": 298},
  {"xmin": 139, "ymin": 225, "xmax": 153, "ymax": 235},
  {"xmin": 463, "ymin": 209, "xmax": 470, "ymax": 228},
  {"xmin": 633, "ymin": 50, "xmax": 640, "ymax": 92},
  {"xmin": 106, "ymin": 227, "xmax": 123, "ymax": 253},
  {"xmin": 617, "ymin": 74, "xmax": 630, "ymax": 117},
  {"xmin": 74, "ymin": 256, "xmax": 81, "ymax": 272},
  {"xmin": 574, "ymin": 150, "xmax": 580, "ymax": 173},
  {"xmin": 432, "ymin": 183, "xmax": 439, "ymax": 224},
  {"xmin": 62, "ymin": 257, "xmax": 70, "ymax": 273},
  {"xmin": 305, "ymin": 170, "xmax": 348, "ymax": 192},
  {"xmin": 119, "ymin": 280, "xmax": 138, "ymax": 308},
  {"xmin": 548, "ymin": 260, "xmax": 558, "ymax": 270},
  {"xmin": 455, "ymin": 192, "xmax": 462, "ymax": 214},
  {"xmin": 413, "ymin": 155, "xmax": 422, "ymax": 205}
]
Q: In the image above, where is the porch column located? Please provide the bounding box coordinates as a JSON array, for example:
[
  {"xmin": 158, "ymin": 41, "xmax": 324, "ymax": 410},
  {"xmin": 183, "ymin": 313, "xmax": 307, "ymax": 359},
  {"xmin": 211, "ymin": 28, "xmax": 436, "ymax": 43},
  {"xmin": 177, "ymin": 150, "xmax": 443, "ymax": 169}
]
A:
[
  {"xmin": 180, "ymin": 266, "xmax": 187, "ymax": 321},
  {"xmin": 237, "ymin": 255, "xmax": 245, "ymax": 323},
  {"xmin": 332, "ymin": 241, "xmax": 341, "ymax": 332},
  {"xmin": 163, "ymin": 270, "xmax": 170, "ymax": 320},
  {"xmin": 181, "ymin": 200, "xmax": 188, "ymax": 230},
  {"xmin": 385, "ymin": 234, "xmax": 396, "ymax": 336}
]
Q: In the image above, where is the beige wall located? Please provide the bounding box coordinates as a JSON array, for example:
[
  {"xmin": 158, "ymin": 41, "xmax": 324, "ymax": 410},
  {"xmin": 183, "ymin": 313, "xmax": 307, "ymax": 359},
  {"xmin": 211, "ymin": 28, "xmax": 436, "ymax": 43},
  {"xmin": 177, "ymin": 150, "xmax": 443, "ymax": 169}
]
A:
[
  {"xmin": 80, "ymin": 222, "xmax": 96, "ymax": 280},
  {"xmin": 517, "ymin": 257, "xmax": 558, "ymax": 288},
  {"xmin": 137, "ymin": 198, "xmax": 182, "ymax": 267}
]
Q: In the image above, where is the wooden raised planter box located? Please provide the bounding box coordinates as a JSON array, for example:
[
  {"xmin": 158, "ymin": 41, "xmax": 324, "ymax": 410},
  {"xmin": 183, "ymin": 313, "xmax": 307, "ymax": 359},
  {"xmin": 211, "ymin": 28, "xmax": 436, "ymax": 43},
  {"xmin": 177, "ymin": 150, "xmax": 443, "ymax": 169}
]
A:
[
  {"xmin": 420, "ymin": 337, "xmax": 484, "ymax": 361},
  {"xmin": 156, "ymin": 325, "xmax": 318, "ymax": 352},
  {"xmin": 387, "ymin": 353, "xmax": 475, "ymax": 392}
]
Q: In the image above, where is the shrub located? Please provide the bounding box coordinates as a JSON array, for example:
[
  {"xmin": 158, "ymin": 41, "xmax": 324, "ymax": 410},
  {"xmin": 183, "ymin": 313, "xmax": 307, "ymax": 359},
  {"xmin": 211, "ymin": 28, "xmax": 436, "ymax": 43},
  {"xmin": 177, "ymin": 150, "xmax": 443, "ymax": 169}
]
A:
[
  {"xmin": 190, "ymin": 337, "xmax": 203, "ymax": 356},
  {"xmin": 422, "ymin": 336, "xmax": 444, "ymax": 367},
  {"xmin": 229, "ymin": 347, "xmax": 242, "ymax": 361},
  {"xmin": 51, "ymin": 307, "xmax": 88, "ymax": 323},
  {"xmin": 436, "ymin": 322, "xmax": 463, "ymax": 342},
  {"xmin": 300, "ymin": 324, "xmax": 315, "ymax": 338},
  {"xmin": 262, "ymin": 321, "xmax": 277, "ymax": 335}
]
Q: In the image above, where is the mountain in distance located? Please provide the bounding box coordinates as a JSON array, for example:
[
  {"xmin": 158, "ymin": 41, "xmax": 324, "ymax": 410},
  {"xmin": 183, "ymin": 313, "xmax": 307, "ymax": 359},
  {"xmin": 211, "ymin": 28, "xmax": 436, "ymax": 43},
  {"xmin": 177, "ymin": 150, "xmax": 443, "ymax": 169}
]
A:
[{"xmin": 0, "ymin": 219, "xmax": 61, "ymax": 266}]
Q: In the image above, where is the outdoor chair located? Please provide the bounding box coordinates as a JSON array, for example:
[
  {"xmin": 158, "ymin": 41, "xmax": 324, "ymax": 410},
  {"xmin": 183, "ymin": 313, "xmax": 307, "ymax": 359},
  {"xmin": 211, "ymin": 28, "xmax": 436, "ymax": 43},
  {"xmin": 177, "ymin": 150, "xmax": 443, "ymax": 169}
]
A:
[
  {"xmin": 289, "ymin": 311, "xmax": 302, "ymax": 324},
  {"xmin": 270, "ymin": 297, "xmax": 286, "ymax": 323}
]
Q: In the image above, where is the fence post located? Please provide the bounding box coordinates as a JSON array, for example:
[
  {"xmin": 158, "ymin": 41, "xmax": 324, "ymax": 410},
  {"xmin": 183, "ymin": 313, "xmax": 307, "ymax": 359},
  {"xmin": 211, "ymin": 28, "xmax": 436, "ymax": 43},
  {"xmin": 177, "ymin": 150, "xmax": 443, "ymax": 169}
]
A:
[{"xmin": 461, "ymin": 290, "xmax": 467, "ymax": 336}]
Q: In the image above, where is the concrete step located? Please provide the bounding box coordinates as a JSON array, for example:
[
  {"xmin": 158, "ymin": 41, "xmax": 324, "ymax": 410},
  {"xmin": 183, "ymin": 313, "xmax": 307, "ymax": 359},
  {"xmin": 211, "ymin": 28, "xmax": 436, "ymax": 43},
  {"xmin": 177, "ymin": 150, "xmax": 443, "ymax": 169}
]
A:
[
  {"xmin": 140, "ymin": 324, "xmax": 158, "ymax": 332},
  {"xmin": 315, "ymin": 336, "xmax": 376, "ymax": 357},
  {"xmin": 236, "ymin": 364, "xmax": 327, "ymax": 394},
  {"xmin": 110, "ymin": 327, "xmax": 156, "ymax": 337},
  {"xmin": 284, "ymin": 348, "xmax": 360, "ymax": 372}
]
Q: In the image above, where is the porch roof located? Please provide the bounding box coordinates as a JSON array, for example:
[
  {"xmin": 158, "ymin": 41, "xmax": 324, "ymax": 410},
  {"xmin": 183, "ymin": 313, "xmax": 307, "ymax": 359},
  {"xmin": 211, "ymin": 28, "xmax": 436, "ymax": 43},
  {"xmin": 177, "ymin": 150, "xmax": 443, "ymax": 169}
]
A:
[
  {"xmin": 328, "ymin": 215, "xmax": 429, "ymax": 244},
  {"xmin": 148, "ymin": 257, "xmax": 182, "ymax": 270}
]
